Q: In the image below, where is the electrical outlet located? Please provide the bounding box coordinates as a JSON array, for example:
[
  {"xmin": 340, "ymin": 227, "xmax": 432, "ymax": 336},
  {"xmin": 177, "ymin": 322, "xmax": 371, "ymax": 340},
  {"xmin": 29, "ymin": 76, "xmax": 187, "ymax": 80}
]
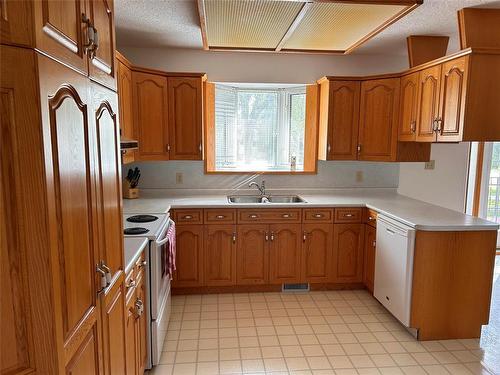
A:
[
  {"xmin": 356, "ymin": 171, "xmax": 364, "ymax": 183},
  {"xmin": 424, "ymin": 160, "xmax": 435, "ymax": 170},
  {"xmin": 176, "ymin": 172, "xmax": 183, "ymax": 184}
]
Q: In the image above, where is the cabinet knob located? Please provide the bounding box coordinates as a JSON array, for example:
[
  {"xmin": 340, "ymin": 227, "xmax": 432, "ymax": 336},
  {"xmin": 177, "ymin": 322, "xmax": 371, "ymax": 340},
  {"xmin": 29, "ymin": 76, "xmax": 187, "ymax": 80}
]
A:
[
  {"xmin": 139, "ymin": 260, "xmax": 147, "ymax": 268},
  {"xmin": 410, "ymin": 121, "xmax": 417, "ymax": 133},
  {"xmin": 183, "ymin": 215, "xmax": 193, "ymax": 219},
  {"xmin": 344, "ymin": 213, "xmax": 354, "ymax": 217},
  {"xmin": 232, "ymin": 232, "xmax": 237, "ymax": 244},
  {"xmin": 313, "ymin": 213, "xmax": 323, "ymax": 218},
  {"xmin": 270, "ymin": 232, "xmax": 275, "ymax": 241},
  {"xmin": 265, "ymin": 232, "xmax": 269, "ymax": 241},
  {"xmin": 327, "ymin": 144, "xmax": 331, "ymax": 153},
  {"xmin": 368, "ymin": 216, "xmax": 374, "ymax": 221},
  {"xmin": 282, "ymin": 214, "xmax": 290, "ymax": 218},
  {"xmin": 126, "ymin": 278, "xmax": 136, "ymax": 289},
  {"xmin": 166, "ymin": 144, "xmax": 171, "ymax": 152},
  {"xmin": 372, "ymin": 240, "xmax": 376, "ymax": 247},
  {"xmin": 249, "ymin": 214, "xmax": 258, "ymax": 219},
  {"xmin": 303, "ymin": 231, "xmax": 307, "ymax": 242},
  {"xmin": 216, "ymin": 215, "xmax": 225, "ymax": 219}
]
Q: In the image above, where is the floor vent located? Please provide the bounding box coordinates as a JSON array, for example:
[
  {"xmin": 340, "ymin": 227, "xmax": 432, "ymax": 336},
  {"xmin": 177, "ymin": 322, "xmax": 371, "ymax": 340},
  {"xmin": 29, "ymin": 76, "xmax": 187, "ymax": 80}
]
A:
[{"xmin": 282, "ymin": 283, "xmax": 310, "ymax": 292}]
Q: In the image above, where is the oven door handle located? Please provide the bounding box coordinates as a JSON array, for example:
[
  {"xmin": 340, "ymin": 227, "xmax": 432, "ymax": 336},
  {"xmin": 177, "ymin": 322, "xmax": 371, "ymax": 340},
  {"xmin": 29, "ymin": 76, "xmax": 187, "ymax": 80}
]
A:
[{"xmin": 156, "ymin": 236, "xmax": 169, "ymax": 246}]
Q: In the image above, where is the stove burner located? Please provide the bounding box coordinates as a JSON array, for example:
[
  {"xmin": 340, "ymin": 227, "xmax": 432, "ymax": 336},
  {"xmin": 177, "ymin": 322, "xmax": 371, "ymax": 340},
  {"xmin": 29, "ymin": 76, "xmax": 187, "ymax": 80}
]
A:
[
  {"xmin": 127, "ymin": 214, "xmax": 158, "ymax": 223},
  {"xmin": 124, "ymin": 227, "xmax": 149, "ymax": 235}
]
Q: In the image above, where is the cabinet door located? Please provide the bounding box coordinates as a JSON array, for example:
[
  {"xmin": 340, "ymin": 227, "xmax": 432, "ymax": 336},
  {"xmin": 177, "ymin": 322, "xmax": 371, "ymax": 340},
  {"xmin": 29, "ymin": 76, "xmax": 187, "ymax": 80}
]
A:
[
  {"xmin": 399, "ymin": 73, "xmax": 419, "ymax": 141},
  {"xmin": 34, "ymin": 0, "xmax": 88, "ymax": 74},
  {"xmin": 0, "ymin": 0, "xmax": 34, "ymax": 47},
  {"xmin": 269, "ymin": 224, "xmax": 302, "ymax": 284},
  {"xmin": 125, "ymin": 288, "xmax": 138, "ymax": 375},
  {"xmin": 88, "ymin": 0, "xmax": 116, "ymax": 89},
  {"xmin": 301, "ymin": 223, "xmax": 334, "ymax": 283},
  {"xmin": 437, "ymin": 56, "xmax": 469, "ymax": 142},
  {"xmin": 363, "ymin": 225, "xmax": 376, "ymax": 293},
  {"xmin": 332, "ymin": 224, "xmax": 365, "ymax": 283},
  {"xmin": 90, "ymin": 83, "xmax": 123, "ymax": 282},
  {"xmin": 38, "ymin": 54, "xmax": 101, "ymax": 373},
  {"xmin": 237, "ymin": 225, "xmax": 269, "ymax": 285},
  {"xmin": 416, "ymin": 65, "xmax": 441, "ymax": 142},
  {"xmin": 168, "ymin": 76, "xmax": 203, "ymax": 160},
  {"xmin": 132, "ymin": 71, "xmax": 169, "ymax": 160},
  {"xmin": 136, "ymin": 270, "xmax": 148, "ymax": 374},
  {"xmin": 117, "ymin": 57, "xmax": 135, "ymax": 164},
  {"xmin": 358, "ymin": 78, "xmax": 400, "ymax": 161},
  {"xmin": 328, "ymin": 81, "xmax": 360, "ymax": 160},
  {"xmin": 173, "ymin": 225, "xmax": 204, "ymax": 287},
  {"xmin": 100, "ymin": 275, "xmax": 127, "ymax": 375},
  {"xmin": 204, "ymin": 225, "xmax": 237, "ymax": 286}
]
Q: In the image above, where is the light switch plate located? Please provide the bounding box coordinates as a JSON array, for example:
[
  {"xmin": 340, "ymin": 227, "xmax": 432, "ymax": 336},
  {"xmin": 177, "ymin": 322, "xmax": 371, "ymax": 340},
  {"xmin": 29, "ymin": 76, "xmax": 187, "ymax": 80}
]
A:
[{"xmin": 424, "ymin": 160, "xmax": 435, "ymax": 170}]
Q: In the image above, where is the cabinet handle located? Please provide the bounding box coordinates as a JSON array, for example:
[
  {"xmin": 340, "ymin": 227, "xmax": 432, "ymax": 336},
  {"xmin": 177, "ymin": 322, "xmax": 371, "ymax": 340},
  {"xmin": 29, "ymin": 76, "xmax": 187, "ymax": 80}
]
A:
[
  {"xmin": 126, "ymin": 278, "xmax": 136, "ymax": 289},
  {"xmin": 96, "ymin": 265, "xmax": 107, "ymax": 290},
  {"xmin": 327, "ymin": 144, "xmax": 331, "ymax": 153},
  {"xmin": 139, "ymin": 260, "xmax": 147, "ymax": 268},
  {"xmin": 282, "ymin": 214, "xmax": 290, "ymax": 218},
  {"xmin": 372, "ymin": 240, "xmax": 376, "ymax": 247},
  {"xmin": 357, "ymin": 144, "xmax": 362, "ymax": 154},
  {"xmin": 183, "ymin": 215, "xmax": 193, "ymax": 219},
  {"xmin": 410, "ymin": 121, "xmax": 417, "ymax": 133},
  {"xmin": 432, "ymin": 118, "xmax": 439, "ymax": 132},
  {"xmin": 232, "ymin": 232, "xmax": 237, "ymax": 244},
  {"xmin": 265, "ymin": 232, "xmax": 269, "ymax": 241},
  {"xmin": 166, "ymin": 144, "xmax": 171, "ymax": 152},
  {"xmin": 135, "ymin": 298, "xmax": 144, "ymax": 317},
  {"xmin": 270, "ymin": 232, "xmax": 275, "ymax": 241},
  {"xmin": 216, "ymin": 215, "xmax": 225, "ymax": 219},
  {"xmin": 303, "ymin": 231, "xmax": 307, "ymax": 242},
  {"xmin": 199, "ymin": 143, "xmax": 202, "ymax": 152},
  {"xmin": 100, "ymin": 261, "xmax": 112, "ymax": 285},
  {"xmin": 436, "ymin": 118, "xmax": 443, "ymax": 134},
  {"xmin": 313, "ymin": 213, "xmax": 323, "ymax": 218},
  {"xmin": 82, "ymin": 14, "xmax": 97, "ymax": 56},
  {"xmin": 368, "ymin": 216, "xmax": 374, "ymax": 221},
  {"xmin": 249, "ymin": 214, "xmax": 258, "ymax": 219},
  {"xmin": 344, "ymin": 213, "xmax": 354, "ymax": 217}
]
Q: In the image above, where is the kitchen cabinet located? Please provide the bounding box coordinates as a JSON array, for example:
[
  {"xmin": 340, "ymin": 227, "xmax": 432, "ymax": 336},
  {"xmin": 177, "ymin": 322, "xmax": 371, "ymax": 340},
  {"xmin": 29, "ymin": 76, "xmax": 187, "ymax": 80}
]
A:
[
  {"xmin": 358, "ymin": 78, "xmax": 400, "ymax": 161},
  {"xmin": 0, "ymin": 0, "xmax": 34, "ymax": 47},
  {"xmin": 173, "ymin": 225, "xmax": 204, "ymax": 287},
  {"xmin": 301, "ymin": 223, "xmax": 334, "ymax": 283},
  {"xmin": 125, "ymin": 287, "xmax": 138, "ymax": 375},
  {"xmin": 318, "ymin": 79, "xmax": 360, "ymax": 160},
  {"xmin": 416, "ymin": 65, "xmax": 441, "ymax": 142},
  {"xmin": 237, "ymin": 224, "xmax": 270, "ymax": 285},
  {"xmin": 167, "ymin": 75, "xmax": 204, "ymax": 160},
  {"xmin": 116, "ymin": 51, "xmax": 135, "ymax": 164},
  {"xmin": 363, "ymin": 225, "xmax": 376, "ymax": 293},
  {"xmin": 269, "ymin": 224, "xmax": 302, "ymax": 284},
  {"xmin": 204, "ymin": 225, "xmax": 237, "ymax": 286},
  {"xmin": 132, "ymin": 70, "xmax": 169, "ymax": 161},
  {"xmin": 399, "ymin": 72, "xmax": 419, "ymax": 141},
  {"xmin": 332, "ymin": 224, "xmax": 365, "ymax": 283}
]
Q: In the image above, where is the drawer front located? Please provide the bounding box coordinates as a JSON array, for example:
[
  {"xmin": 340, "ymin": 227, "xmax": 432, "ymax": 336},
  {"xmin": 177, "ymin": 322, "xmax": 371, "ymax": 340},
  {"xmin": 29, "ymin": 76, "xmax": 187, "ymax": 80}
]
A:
[
  {"xmin": 334, "ymin": 208, "xmax": 363, "ymax": 223},
  {"xmin": 303, "ymin": 208, "xmax": 334, "ymax": 223},
  {"xmin": 365, "ymin": 208, "xmax": 378, "ymax": 227},
  {"xmin": 173, "ymin": 209, "xmax": 203, "ymax": 224},
  {"xmin": 204, "ymin": 209, "xmax": 237, "ymax": 224},
  {"xmin": 238, "ymin": 209, "xmax": 302, "ymax": 224}
]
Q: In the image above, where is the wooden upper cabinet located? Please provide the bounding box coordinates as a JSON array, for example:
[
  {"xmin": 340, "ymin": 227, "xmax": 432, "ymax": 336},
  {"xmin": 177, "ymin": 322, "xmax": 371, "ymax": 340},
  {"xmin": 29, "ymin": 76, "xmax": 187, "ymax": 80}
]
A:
[
  {"xmin": 132, "ymin": 71, "xmax": 169, "ymax": 161},
  {"xmin": 416, "ymin": 65, "xmax": 441, "ymax": 142},
  {"xmin": 358, "ymin": 78, "xmax": 400, "ymax": 161},
  {"xmin": 332, "ymin": 223, "xmax": 365, "ymax": 283},
  {"xmin": 87, "ymin": 0, "xmax": 116, "ymax": 89},
  {"xmin": 0, "ymin": 0, "xmax": 34, "ymax": 47},
  {"xmin": 301, "ymin": 223, "xmax": 334, "ymax": 283},
  {"xmin": 437, "ymin": 56, "xmax": 469, "ymax": 142},
  {"xmin": 116, "ymin": 53, "xmax": 135, "ymax": 164},
  {"xmin": 168, "ymin": 76, "xmax": 203, "ymax": 160},
  {"xmin": 90, "ymin": 83, "xmax": 123, "ymax": 281},
  {"xmin": 328, "ymin": 81, "xmax": 360, "ymax": 160},
  {"xmin": 33, "ymin": 0, "xmax": 88, "ymax": 74},
  {"xmin": 269, "ymin": 224, "xmax": 302, "ymax": 284},
  {"xmin": 237, "ymin": 225, "xmax": 269, "ymax": 285},
  {"xmin": 173, "ymin": 225, "xmax": 204, "ymax": 287},
  {"xmin": 399, "ymin": 72, "xmax": 419, "ymax": 141},
  {"xmin": 363, "ymin": 225, "xmax": 376, "ymax": 293},
  {"xmin": 204, "ymin": 225, "xmax": 237, "ymax": 286}
]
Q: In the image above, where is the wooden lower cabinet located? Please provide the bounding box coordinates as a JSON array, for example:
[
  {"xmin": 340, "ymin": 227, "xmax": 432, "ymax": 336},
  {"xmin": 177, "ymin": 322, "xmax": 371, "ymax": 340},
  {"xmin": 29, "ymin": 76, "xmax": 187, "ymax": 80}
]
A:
[
  {"xmin": 301, "ymin": 223, "xmax": 334, "ymax": 283},
  {"xmin": 173, "ymin": 225, "xmax": 204, "ymax": 287},
  {"xmin": 332, "ymin": 224, "xmax": 365, "ymax": 283},
  {"xmin": 269, "ymin": 224, "xmax": 302, "ymax": 284},
  {"xmin": 204, "ymin": 225, "xmax": 237, "ymax": 286},
  {"xmin": 237, "ymin": 225, "xmax": 269, "ymax": 285},
  {"xmin": 363, "ymin": 225, "xmax": 376, "ymax": 293}
]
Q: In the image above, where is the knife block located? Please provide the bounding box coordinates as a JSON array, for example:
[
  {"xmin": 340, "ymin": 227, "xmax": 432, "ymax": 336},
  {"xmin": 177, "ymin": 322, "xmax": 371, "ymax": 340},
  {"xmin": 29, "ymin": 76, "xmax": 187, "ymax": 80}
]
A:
[{"xmin": 123, "ymin": 184, "xmax": 139, "ymax": 199}]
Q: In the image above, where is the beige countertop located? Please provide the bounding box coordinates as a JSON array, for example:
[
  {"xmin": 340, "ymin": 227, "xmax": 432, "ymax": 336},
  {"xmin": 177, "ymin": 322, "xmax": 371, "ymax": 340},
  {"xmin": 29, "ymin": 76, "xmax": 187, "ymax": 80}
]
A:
[
  {"xmin": 123, "ymin": 189, "xmax": 499, "ymax": 232},
  {"xmin": 124, "ymin": 237, "xmax": 148, "ymax": 274}
]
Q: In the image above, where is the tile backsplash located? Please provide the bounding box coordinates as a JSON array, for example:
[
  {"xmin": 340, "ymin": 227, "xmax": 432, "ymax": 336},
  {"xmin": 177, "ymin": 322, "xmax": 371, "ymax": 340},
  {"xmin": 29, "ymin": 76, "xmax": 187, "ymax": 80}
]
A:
[{"xmin": 123, "ymin": 161, "xmax": 399, "ymax": 191}]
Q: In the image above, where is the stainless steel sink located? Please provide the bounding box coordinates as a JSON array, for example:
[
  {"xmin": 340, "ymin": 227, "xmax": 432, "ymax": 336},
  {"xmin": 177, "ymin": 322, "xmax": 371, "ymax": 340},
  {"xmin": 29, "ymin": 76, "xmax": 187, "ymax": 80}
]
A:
[{"xmin": 227, "ymin": 195, "xmax": 306, "ymax": 204}]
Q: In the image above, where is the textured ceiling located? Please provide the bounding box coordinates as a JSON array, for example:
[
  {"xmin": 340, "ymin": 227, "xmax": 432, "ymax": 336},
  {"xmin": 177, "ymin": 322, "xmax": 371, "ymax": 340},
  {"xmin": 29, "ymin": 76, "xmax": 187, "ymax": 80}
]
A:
[{"xmin": 115, "ymin": 0, "xmax": 500, "ymax": 55}]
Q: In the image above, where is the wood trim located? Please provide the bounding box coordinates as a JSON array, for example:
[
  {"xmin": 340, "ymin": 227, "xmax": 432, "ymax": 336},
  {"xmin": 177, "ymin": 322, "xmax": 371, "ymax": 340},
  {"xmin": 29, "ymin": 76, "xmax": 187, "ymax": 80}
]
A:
[
  {"xmin": 115, "ymin": 50, "xmax": 132, "ymax": 69},
  {"xmin": 303, "ymin": 84, "xmax": 319, "ymax": 173},
  {"xmin": 472, "ymin": 141, "xmax": 485, "ymax": 217},
  {"xmin": 131, "ymin": 64, "xmax": 206, "ymax": 78},
  {"xmin": 196, "ymin": 0, "xmax": 209, "ymax": 50},
  {"xmin": 203, "ymin": 81, "xmax": 215, "ymax": 173},
  {"xmin": 407, "ymin": 35, "xmax": 449, "ymax": 68},
  {"xmin": 275, "ymin": 2, "xmax": 312, "ymax": 52},
  {"xmin": 458, "ymin": 8, "xmax": 500, "ymax": 50}
]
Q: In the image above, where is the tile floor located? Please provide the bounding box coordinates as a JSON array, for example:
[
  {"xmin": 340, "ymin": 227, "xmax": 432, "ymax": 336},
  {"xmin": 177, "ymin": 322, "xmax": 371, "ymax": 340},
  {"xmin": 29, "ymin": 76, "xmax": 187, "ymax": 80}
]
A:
[{"xmin": 149, "ymin": 287, "xmax": 496, "ymax": 375}]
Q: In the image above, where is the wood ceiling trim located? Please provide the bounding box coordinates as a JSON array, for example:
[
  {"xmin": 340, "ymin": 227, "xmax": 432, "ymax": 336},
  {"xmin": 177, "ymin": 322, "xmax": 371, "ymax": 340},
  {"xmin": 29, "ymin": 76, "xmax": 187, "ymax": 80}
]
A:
[
  {"xmin": 275, "ymin": 2, "xmax": 312, "ymax": 52},
  {"xmin": 197, "ymin": 0, "xmax": 209, "ymax": 50}
]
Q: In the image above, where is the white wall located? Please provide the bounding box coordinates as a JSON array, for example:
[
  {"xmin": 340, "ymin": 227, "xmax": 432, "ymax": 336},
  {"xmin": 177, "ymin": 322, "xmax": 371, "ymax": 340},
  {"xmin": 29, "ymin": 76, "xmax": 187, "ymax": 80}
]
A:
[
  {"xmin": 398, "ymin": 143, "xmax": 470, "ymax": 212},
  {"xmin": 118, "ymin": 47, "xmax": 409, "ymax": 84}
]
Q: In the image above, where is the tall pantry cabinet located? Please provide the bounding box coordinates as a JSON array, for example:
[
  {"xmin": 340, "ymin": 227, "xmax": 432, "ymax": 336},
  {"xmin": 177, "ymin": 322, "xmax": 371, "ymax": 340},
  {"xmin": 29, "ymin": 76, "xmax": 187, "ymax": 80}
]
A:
[{"xmin": 1, "ymin": 0, "xmax": 126, "ymax": 374}]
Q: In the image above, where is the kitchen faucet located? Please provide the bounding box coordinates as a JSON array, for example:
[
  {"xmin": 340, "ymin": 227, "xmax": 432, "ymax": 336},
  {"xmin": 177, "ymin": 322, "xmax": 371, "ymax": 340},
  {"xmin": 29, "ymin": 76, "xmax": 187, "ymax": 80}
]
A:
[{"xmin": 249, "ymin": 180, "xmax": 266, "ymax": 196}]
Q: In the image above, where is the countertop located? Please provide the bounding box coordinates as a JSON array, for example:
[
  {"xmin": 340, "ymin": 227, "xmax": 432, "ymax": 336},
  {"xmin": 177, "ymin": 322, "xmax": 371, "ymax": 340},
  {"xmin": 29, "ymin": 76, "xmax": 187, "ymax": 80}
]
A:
[
  {"xmin": 124, "ymin": 237, "xmax": 148, "ymax": 274},
  {"xmin": 123, "ymin": 189, "xmax": 499, "ymax": 231}
]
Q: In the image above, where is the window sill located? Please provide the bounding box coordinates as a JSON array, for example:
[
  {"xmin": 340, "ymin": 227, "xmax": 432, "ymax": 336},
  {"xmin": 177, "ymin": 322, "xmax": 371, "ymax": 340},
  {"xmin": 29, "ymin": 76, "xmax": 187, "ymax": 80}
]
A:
[{"xmin": 204, "ymin": 169, "xmax": 317, "ymax": 175}]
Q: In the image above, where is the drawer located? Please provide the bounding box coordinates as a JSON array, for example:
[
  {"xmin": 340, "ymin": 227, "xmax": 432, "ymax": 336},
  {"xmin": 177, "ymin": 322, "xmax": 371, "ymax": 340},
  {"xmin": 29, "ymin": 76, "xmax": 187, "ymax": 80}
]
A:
[
  {"xmin": 303, "ymin": 208, "xmax": 334, "ymax": 223},
  {"xmin": 365, "ymin": 208, "xmax": 378, "ymax": 227},
  {"xmin": 238, "ymin": 209, "xmax": 301, "ymax": 224},
  {"xmin": 173, "ymin": 209, "xmax": 203, "ymax": 224},
  {"xmin": 204, "ymin": 209, "xmax": 237, "ymax": 224},
  {"xmin": 334, "ymin": 208, "xmax": 363, "ymax": 223}
]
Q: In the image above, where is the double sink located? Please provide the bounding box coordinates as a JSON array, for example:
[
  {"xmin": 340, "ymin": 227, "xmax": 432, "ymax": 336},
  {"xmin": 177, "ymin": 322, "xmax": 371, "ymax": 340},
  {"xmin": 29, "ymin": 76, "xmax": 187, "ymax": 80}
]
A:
[{"xmin": 228, "ymin": 195, "xmax": 306, "ymax": 204}]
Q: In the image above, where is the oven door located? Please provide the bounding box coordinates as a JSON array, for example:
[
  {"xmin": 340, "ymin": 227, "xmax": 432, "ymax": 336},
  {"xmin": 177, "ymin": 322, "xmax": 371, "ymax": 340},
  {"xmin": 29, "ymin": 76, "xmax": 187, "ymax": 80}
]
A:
[{"xmin": 150, "ymin": 218, "xmax": 172, "ymax": 320}]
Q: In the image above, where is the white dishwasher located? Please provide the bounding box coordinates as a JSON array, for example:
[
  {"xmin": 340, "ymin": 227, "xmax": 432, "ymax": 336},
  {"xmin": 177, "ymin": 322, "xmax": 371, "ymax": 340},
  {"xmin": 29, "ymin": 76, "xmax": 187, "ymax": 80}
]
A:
[{"xmin": 374, "ymin": 215, "xmax": 415, "ymax": 327}]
